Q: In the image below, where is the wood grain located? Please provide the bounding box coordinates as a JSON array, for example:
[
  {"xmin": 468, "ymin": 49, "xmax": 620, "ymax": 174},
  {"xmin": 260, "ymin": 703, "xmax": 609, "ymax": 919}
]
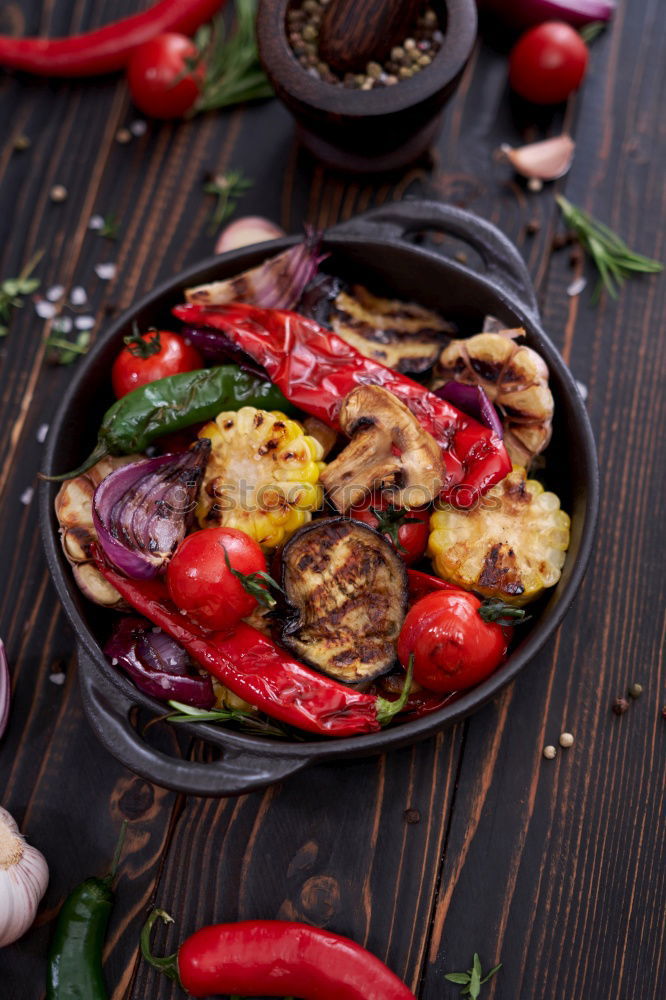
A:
[{"xmin": 1, "ymin": 1, "xmax": 664, "ymax": 998}]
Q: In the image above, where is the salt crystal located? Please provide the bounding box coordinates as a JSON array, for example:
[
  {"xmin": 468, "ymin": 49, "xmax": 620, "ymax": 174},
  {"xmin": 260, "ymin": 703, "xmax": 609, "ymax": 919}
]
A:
[
  {"xmin": 89, "ymin": 215, "xmax": 104, "ymax": 231},
  {"xmin": 35, "ymin": 300, "xmax": 57, "ymax": 319},
  {"xmin": 49, "ymin": 672, "xmax": 66, "ymax": 685},
  {"xmin": 95, "ymin": 263, "xmax": 116, "ymax": 280},
  {"xmin": 575, "ymin": 380, "xmax": 588, "ymax": 401},
  {"xmin": 70, "ymin": 286, "xmax": 87, "ymax": 306},
  {"xmin": 52, "ymin": 316, "xmax": 73, "ymax": 334},
  {"xmin": 36, "ymin": 423, "xmax": 49, "ymax": 443},
  {"xmin": 74, "ymin": 315, "xmax": 95, "ymax": 330},
  {"xmin": 567, "ymin": 276, "xmax": 587, "ymax": 297},
  {"xmin": 46, "ymin": 284, "xmax": 65, "ymax": 302},
  {"xmin": 111, "ymin": 658, "xmax": 118, "ymax": 666},
  {"xmin": 130, "ymin": 119, "xmax": 147, "ymax": 136},
  {"xmin": 20, "ymin": 486, "xmax": 34, "ymax": 505}
]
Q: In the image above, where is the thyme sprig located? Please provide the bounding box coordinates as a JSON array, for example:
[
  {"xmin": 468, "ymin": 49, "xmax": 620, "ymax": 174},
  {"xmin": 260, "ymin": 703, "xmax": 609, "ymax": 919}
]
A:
[
  {"xmin": 100, "ymin": 213, "xmax": 120, "ymax": 240},
  {"xmin": 0, "ymin": 249, "xmax": 43, "ymax": 337},
  {"xmin": 445, "ymin": 953, "xmax": 502, "ymax": 998},
  {"xmin": 190, "ymin": 0, "xmax": 273, "ymax": 115},
  {"xmin": 46, "ymin": 330, "xmax": 91, "ymax": 366},
  {"xmin": 165, "ymin": 700, "xmax": 297, "ymax": 739},
  {"xmin": 556, "ymin": 195, "xmax": 663, "ymax": 301},
  {"xmin": 204, "ymin": 169, "xmax": 253, "ymax": 232}
]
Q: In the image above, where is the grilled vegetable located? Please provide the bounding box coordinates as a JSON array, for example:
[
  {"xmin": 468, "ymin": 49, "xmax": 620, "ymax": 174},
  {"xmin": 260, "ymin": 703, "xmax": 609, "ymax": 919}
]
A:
[
  {"xmin": 93, "ymin": 441, "xmax": 210, "ymax": 579},
  {"xmin": 320, "ymin": 385, "xmax": 445, "ymax": 513},
  {"xmin": 197, "ymin": 408, "xmax": 325, "ymax": 548},
  {"xmin": 434, "ymin": 330, "xmax": 554, "ymax": 467},
  {"xmin": 184, "ymin": 236, "xmax": 323, "ymax": 310},
  {"xmin": 279, "ymin": 518, "xmax": 408, "ymax": 684},
  {"xmin": 54, "ymin": 455, "xmax": 140, "ymax": 608},
  {"xmin": 428, "ymin": 465, "xmax": 570, "ymax": 606},
  {"xmin": 324, "ymin": 284, "xmax": 452, "ymax": 374}
]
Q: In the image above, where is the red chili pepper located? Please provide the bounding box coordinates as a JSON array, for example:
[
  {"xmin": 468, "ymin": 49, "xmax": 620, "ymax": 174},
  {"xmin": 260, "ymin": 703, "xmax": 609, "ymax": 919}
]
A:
[
  {"xmin": 95, "ymin": 554, "xmax": 410, "ymax": 737},
  {"xmin": 141, "ymin": 910, "xmax": 416, "ymax": 999},
  {"xmin": 173, "ymin": 302, "xmax": 511, "ymax": 506},
  {"xmin": 0, "ymin": 0, "xmax": 224, "ymax": 77},
  {"xmin": 407, "ymin": 568, "xmax": 460, "ymax": 604}
]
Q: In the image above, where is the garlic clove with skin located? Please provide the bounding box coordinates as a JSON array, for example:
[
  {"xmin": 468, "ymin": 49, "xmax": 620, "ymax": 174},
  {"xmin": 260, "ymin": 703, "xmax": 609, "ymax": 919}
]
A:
[
  {"xmin": 0, "ymin": 806, "xmax": 49, "ymax": 947},
  {"xmin": 498, "ymin": 135, "xmax": 576, "ymax": 181}
]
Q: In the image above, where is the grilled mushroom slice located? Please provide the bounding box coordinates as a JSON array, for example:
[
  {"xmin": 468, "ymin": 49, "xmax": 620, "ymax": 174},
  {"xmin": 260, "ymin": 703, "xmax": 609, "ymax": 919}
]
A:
[
  {"xmin": 279, "ymin": 518, "xmax": 408, "ymax": 684},
  {"xmin": 320, "ymin": 385, "xmax": 445, "ymax": 513}
]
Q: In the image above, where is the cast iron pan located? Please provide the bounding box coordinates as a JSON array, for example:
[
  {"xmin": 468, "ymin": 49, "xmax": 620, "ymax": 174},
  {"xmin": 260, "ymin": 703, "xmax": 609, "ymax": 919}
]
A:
[{"xmin": 39, "ymin": 201, "xmax": 599, "ymax": 797}]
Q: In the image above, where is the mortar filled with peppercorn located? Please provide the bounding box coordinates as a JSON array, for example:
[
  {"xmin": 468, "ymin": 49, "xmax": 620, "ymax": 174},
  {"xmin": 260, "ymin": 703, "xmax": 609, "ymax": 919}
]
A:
[{"xmin": 257, "ymin": 0, "xmax": 478, "ymax": 172}]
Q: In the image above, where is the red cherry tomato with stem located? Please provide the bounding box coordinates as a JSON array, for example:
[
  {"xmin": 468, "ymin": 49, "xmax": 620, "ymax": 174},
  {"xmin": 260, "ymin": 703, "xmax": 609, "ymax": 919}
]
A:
[
  {"xmin": 350, "ymin": 499, "xmax": 430, "ymax": 565},
  {"xmin": 126, "ymin": 33, "xmax": 204, "ymax": 119},
  {"xmin": 509, "ymin": 22, "xmax": 588, "ymax": 105},
  {"xmin": 167, "ymin": 527, "xmax": 275, "ymax": 631},
  {"xmin": 397, "ymin": 590, "xmax": 517, "ymax": 693},
  {"xmin": 112, "ymin": 329, "xmax": 203, "ymax": 398}
]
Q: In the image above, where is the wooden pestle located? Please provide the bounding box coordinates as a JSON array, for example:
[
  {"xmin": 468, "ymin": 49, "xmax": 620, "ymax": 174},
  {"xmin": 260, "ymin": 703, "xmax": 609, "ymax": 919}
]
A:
[{"xmin": 317, "ymin": 0, "xmax": 426, "ymax": 74}]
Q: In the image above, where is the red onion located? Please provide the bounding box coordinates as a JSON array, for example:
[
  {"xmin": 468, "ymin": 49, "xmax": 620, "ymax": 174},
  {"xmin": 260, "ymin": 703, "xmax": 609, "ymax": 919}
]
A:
[
  {"xmin": 0, "ymin": 639, "xmax": 9, "ymax": 739},
  {"xmin": 104, "ymin": 617, "xmax": 215, "ymax": 708},
  {"xmin": 93, "ymin": 441, "xmax": 210, "ymax": 579},
  {"xmin": 434, "ymin": 382, "xmax": 504, "ymax": 439},
  {"xmin": 478, "ymin": 0, "xmax": 615, "ymax": 28},
  {"xmin": 180, "ymin": 327, "xmax": 269, "ymax": 380}
]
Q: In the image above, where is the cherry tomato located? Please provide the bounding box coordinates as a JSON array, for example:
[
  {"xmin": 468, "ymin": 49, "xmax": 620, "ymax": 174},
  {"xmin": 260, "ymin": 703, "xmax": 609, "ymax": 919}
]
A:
[
  {"xmin": 397, "ymin": 590, "xmax": 510, "ymax": 693},
  {"xmin": 509, "ymin": 22, "xmax": 588, "ymax": 104},
  {"xmin": 350, "ymin": 499, "xmax": 430, "ymax": 565},
  {"xmin": 167, "ymin": 527, "xmax": 268, "ymax": 631},
  {"xmin": 126, "ymin": 33, "xmax": 204, "ymax": 119},
  {"xmin": 111, "ymin": 330, "xmax": 203, "ymax": 398}
]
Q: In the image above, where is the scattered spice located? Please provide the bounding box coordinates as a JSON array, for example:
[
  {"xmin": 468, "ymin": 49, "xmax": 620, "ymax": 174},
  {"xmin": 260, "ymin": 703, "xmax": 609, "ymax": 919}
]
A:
[
  {"xmin": 36, "ymin": 423, "xmax": 49, "ymax": 444},
  {"xmin": 204, "ymin": 169, "xmax": 253, "ymax": 232},
  {"xmin": 403, "ymin": 808, "xmax": 421, "ymax": 824},
  {"xmin": 612, "ymin": 697, "xmax": 629, "ymax": 716},
  {"xmin": 526, "ymin": 218, "xmax": 541, "ymax": 236},
  {"xmin": 543, "ymin": 745, "xmax": 557, "ymax": 760},
  {"xmin": 13, "ymin": 134, "xmax": 30, "ymax": 151},
  {"xmin": 527, "ymin": 177, "xmax": 543, "ymax": 192},
  {"xmin": 89, "ymin": 215, "xmax": 104, "ymax": 231},
  {"xmin": 35, "ymin": 300, "xmax": 57, "ymax": 320},
  {"xmin": 74, "ymin": 315, "xmax": 96, "ymax": 331},
  {"xmin": 454, "ymin": 250, "xmax": 468, "ymax": 264},
  {"xmin": 559, "ymin": 732, "xmax": 574, "ymax": 748},
  {"xmin": 49, "ymin": 672, "xmax": 66, "ymax": 685},
  {"xmin": 46, "ymin": 330, "xmax": 91, "ymax": 365},
  {"xmin": 567, "ymin": 276, "xmax": 587, "ymax": 297},
  {"xmin": 661, "ymin": 706, "xmax": 666, "ymax": 721},
  {"xmin": 556, "ymin": 195, "xmax": 663, "ymax": 301},
  {"xmin": 19, "ymin": 487, "xmax": 34, "ymax": 506},
  {"xmin": 50, "ymin": 184, "xmax": 68, "ymax": 203},
  {"xmin": 445, "ymin": 953, "xmax": 502, "ymax": 999},
  {"xmin": 0, "ymin": 250, "xmax": 43, "ymax": 337},
  {"xmin": 569, "ymin": 248, "xmax": 583, "ymax": 268},
  {"xmin": 70, "ymin": 286, "xmax": 87, "ymax": 306},
  {"xmin": 287, "ymin": 0, "xmax": 443, "ymax": 89},
  {"xmin": 95, "ymin": 262, "xmax": 117, "ymax": 281},
  {"xmin": 628, "ymin": 682, "xmax": 643, "ymax": 699},
  {"xmin": 115, "ymin": 127, "xmax": 132, "ymax": 144}
]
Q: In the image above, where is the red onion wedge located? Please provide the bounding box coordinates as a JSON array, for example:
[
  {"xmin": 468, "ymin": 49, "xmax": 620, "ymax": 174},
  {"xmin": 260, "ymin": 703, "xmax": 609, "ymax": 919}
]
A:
[
  {"xmin": 184, "ymin": 230, "xmax": 326, "ymax": 311},
  {"xmin": 0, "ymin": 639, "xmax": 9, "ymax": 739},
  {"xmin": 179, "ymin": 327, "xmax": 269, "ymax": 380},
  {"xmin": 478, "ymin": 0, "xmax": 615, "ymax": 29},
  {"xmin": 434, "ymin": 382, "xmax": 504, "ymax": 439},
  {"xmin": 93, "ymin": 440, "xmax": 210, "ymax": 580},
  {"xmin": 104, "ymin": 617, "xmax": 215, "ymax": 708}
]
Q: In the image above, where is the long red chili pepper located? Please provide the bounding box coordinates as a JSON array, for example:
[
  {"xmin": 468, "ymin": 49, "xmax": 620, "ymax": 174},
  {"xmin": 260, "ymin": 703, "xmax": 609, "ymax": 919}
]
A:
[
  {"xmin": 141, "ymin": 910, "xmax": 416, "ymax": 999},
  {"xmin": 95, "ymin": 555, "xmax": 410, "ymax": 737},
  {"xmin": 407, "ymin": 568, "xmax": 460, "ymax": 604},
  {"xmin": 173, "ymin": 301, "xmax": 512, "ymax": 506},
  {"xmin": 0, "ymin": 0, "xmax": 225, "ymax": 77}
]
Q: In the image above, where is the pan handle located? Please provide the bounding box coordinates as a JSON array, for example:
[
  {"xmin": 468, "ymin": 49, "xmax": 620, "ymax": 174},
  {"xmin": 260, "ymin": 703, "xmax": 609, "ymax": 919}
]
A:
[
  {"xmin": 78, "ymin": 647, "xmax": 310, "ymax": 797},
  {"xmin": 328, "ymin": 200, "xmax": 540, "ymax": 320}
]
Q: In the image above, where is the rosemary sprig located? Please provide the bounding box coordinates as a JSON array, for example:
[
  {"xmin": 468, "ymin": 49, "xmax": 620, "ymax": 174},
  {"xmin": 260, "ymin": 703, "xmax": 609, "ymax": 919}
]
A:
[
  {"xmin": 204, "ymin": 169, "xmax": 253, "ymax": 232},
  {"xmin": 0, "ymin": 249, "xmax": 43, "ymax": 337},
  {"xmin": 165, "ymin": 699, "xmax": 298, "ymax": 739},
  {"xmin": 556, "ymin": 195, "xmax": 663, "ymax": 302},
  {"xmin": 100, "ymin": 213, "xmax": 120, "ymax": 240},
  {"xmin": 445, "ymin": 953, "xmax": 502, "ymax": 998},
  {"xmin": 191, "ymin": 0, "xmax": 273, "ymax": 115},
  {"xmin": 46, "ymin": 330, "xmax": 91, "ymax": 366}
]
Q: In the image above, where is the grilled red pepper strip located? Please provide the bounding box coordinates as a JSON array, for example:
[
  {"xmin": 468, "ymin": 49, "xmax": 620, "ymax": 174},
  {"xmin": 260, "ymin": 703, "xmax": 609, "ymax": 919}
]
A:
[
  {"xmin": 0, "ymin": 0, "xmax": 224, "ymax": 77},
  {"xmin": 141, "ymin": 911, "xmax": 416, "ymax": 999},
  {"xmin": 173, "ymin": 301, "xmax": 511, "ymax": 506},
  {"xmin": 95, "ymin": 556, "xmax": 407, "ymax": 737},
  {"xmin": 407, "ymin": 568, "xmax": 460, "ymax": 604}
]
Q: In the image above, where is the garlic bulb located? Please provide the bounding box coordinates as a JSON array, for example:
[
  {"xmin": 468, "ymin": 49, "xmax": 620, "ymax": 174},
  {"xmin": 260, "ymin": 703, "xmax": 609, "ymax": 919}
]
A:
[{"xmin": 0, "ymin": 806, "xmax": 49, "ymax": 947}]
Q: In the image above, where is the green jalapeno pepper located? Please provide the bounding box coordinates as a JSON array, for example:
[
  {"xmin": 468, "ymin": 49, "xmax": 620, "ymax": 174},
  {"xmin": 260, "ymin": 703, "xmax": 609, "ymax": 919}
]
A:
[{"xmin": 48, "ymin": 364, "xmax": 291, "ymax": 481}]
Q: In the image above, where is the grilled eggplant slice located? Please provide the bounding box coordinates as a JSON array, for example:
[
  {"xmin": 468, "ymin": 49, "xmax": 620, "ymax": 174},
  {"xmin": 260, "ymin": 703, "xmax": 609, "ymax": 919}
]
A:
[{"xmin": 279, "ymin": 517, "xmax": 408, "ymax": 684}]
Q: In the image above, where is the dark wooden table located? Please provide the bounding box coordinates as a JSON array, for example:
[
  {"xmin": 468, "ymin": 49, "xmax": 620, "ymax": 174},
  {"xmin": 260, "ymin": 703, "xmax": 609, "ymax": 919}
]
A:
[{"xmin": 1, "ymin": 3, "xmax": 664, "ymax": 998}]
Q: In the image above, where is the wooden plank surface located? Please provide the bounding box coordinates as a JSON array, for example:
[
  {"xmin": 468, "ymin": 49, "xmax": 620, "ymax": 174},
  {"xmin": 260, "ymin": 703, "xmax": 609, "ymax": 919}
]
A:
[{"xmin": 0, "ymin": 2, "xmax": 664, "ymax": 998}]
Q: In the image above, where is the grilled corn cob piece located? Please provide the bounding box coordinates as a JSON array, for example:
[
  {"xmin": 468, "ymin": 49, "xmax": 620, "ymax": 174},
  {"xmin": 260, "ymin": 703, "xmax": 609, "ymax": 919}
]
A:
[
  {"xmin": 428, "ymin": 466, "xmax": 570, "ymax": 606},
  {"xmin": 434, "ymin": 330, "xmax": 554, "ymax": 467},
  {"xmin": 197, "ymin": 408, "xmax": 325, "ymax": 549}
]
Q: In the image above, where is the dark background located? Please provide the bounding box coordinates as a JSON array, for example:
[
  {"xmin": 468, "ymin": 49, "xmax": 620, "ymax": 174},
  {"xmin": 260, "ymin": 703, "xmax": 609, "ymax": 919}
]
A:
[{"xmin": 0, "ymin": 2, "xmax": 664, "ymax": 998}]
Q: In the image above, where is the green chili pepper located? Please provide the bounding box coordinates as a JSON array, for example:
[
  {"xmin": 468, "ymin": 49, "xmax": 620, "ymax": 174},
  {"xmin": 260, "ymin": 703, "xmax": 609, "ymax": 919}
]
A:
[
  {"xmin": 46, "ymin": 823, "xmax": 127, "ymax": 1000},
  {"xmin": 47, "ymin": 365, "xmax": 292, "ymax": 481}
]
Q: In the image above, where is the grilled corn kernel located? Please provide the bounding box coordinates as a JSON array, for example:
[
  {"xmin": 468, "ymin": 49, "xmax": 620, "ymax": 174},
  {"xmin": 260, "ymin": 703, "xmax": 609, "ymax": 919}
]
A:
[
  {"xmin": 197, "ymin": 408, "xmax": 325, "ymax": 549},
  {"xmin": 428, "ymin": 465, "xmax": 570, "ymax": 606}
]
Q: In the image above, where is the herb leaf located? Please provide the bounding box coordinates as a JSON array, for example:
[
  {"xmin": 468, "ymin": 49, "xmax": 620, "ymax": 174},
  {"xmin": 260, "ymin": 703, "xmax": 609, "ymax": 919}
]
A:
[
  {"xmin": 204, "ymin": 169, "xmax": 253, "ymax": 232},
  {"xmin": 446, "ymin": 955, "xmax": 501, "ymax": 998},
  {"xmin": 191, "ymin": 0, "xmax": 273, "ymax": 115},
  {"xmin": 46, "ymin": 331, "xmax": 91, "ymax": 366},
  {"xmin": 445, "ymin": 973, "xmax": 471, "ymax": 985},
  {"xmin": 0, "ymin": 250, "xmax": 43, "ymax": 337},
  {"xmin": 556, "ymin": 195, "xmax": 662, "ymax": 301}
]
